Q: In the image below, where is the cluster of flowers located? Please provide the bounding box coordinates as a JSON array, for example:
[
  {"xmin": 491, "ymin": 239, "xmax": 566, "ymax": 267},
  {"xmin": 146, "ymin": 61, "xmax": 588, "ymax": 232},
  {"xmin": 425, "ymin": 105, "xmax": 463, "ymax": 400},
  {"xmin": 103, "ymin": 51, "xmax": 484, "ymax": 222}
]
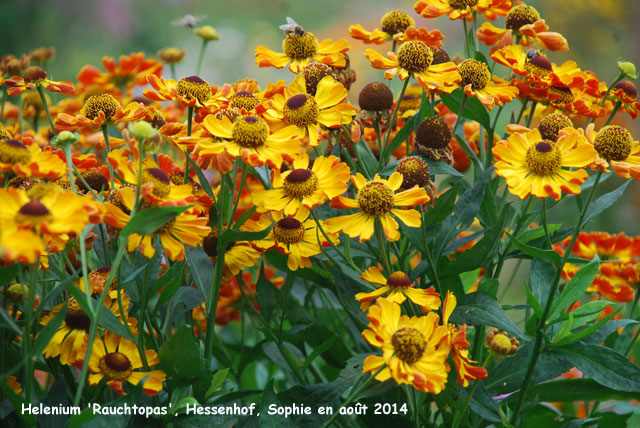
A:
[{"xmin": 0, "ymin": 0, "xmax": 638, "ymax": 405}]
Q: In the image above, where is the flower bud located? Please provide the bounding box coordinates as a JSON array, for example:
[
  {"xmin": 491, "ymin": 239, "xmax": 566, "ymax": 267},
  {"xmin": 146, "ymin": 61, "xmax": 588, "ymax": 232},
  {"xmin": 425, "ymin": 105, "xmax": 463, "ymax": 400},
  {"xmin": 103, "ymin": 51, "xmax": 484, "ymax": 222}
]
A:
[
  {"xmin": 486, "ymin": 328, "xmax": 519, "ymax": 356},
  {"xmin": 195, "ymin": 25, "xmax": 219, "ymax": 41},
  {"xmin": 618, "ymin": 59, "xmax": 638, "ymax": 80},
  {"xmin": 128, "ymin": 121, "xmax": 156, "ymax": 140},
  {"xmin": 51, "ymin": 130, "xmax": 80, "ymax": 149}
]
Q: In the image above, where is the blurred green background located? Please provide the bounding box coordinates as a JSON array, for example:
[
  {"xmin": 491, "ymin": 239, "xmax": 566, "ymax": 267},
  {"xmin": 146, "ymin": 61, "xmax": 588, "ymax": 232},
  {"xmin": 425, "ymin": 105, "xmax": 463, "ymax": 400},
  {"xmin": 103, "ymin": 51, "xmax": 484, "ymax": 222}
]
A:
[{"xmin": 1, "ymin": 0, "xmax": 639, "ymax": 235}]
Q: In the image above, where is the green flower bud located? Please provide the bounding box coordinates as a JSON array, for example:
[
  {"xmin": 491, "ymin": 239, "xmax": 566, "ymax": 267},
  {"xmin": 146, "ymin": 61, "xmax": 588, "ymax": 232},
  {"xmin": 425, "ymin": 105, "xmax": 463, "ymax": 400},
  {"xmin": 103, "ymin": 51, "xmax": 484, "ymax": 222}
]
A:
[
  {"xmin": 51, "ymin": 130, "xmax": 80, "ymax": 148},
  {"xmin": 128, "ymin": 121, "xmax": 156, "ymax": 140},
  {"xmin": 618, "ymin": 59, "xmax": 638, "ymax": 80}
]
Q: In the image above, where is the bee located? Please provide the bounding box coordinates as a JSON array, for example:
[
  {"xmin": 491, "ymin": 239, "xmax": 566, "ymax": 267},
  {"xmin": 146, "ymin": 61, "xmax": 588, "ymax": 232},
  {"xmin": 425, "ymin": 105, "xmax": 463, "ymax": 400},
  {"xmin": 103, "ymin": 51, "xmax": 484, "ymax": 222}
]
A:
[
  {"xmin": 171, "ymin": 14, "xmax": 207, "ymax": 29},
  {"xmin": 279, "ymin": 17, "xmax": 305, "ymax": 36},
  {"xmin": 526, "ymin": 49, "xmax": 539, "ymax": 60}
]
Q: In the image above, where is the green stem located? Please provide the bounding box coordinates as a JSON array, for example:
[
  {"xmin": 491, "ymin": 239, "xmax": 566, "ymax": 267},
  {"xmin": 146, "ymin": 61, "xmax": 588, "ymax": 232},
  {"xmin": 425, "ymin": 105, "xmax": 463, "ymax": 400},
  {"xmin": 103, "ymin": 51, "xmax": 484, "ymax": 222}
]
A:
[
  {"xmin": 526, "ymin": 101, "xmax": 537, "ymax": 128},
  {"xmin": 170, "ymin": 63, "xmax": 176, "ymax": 80},
  {"xmin": 18, "ymin": 93, "xmax": 23, "ymax": 132},
  {"xmin": 23, "ymin": 261, "xmax": 39, "ymax": 403},
  {"xmin": 452, "ymin": 94, "xmax": 482, "ymax": 168},
  {"xmin": 63, "ymin": 144, "xmax": 78, "ymax": 193},
  {"xmin": 380, "ymin": 78, "xmax": 410, "ymax": 166},
  {"xmin": 587, "ymin": 72, "xmax": 624, "ymax": 126},
  {"xmin": 204, "ymin": 174, "xmax": 227, "ymax": 361},
  {"xmin": 320, "ymin": 365, "xmax": 386, "ymax": 428},
  {"xmin": 0, "ymin": 86, "xmax": 6, "ymax": 124},
  {"xmin": 451, "ymin": 354, "xmax": 493, "ymax": 428},
  {"xmin": 375, "ymin": 218, "xmax": 393, "ymax": 275},
  {"xmin": 101, "ymin": 125, "xmax": 115, "ymax": 191},
  {"xmin": 237, "ymin": 276, "xmax": 306, "ymax": 384},
  {"xmin": 515, "ymin": 96, "xmax": 529, "ymax": 124},
  {"xmin": 74, "ymin": 243, "xmax": 127, "ymax": 406},
  {"xmin": 196, "ymin": 40, "xmax": 209, "ymax": 77},
  {"xmin": 228, "ymin": 161, "xmax": 247, "ymax": 228},
  {"xmin": 541, "ymin": 198, "xmax": 553, "ymax": 249},
  {"xmin": 511, "ymin": 170, "xmax": 603, "ymax": 425},
  {"xmin": 278, "ymin": 273, "xmax": 294, "ymax": 343},
  {"xmin": 462, "ymin": 19, "xmax": 471, "ymax": 58},
  {"xmin": 603, "ymin": 101, "xmax": 621, "ymax": 127},
  {"xmin": 374, "ymin": 114, "xmax": 385, "ymax": 172},
  {"xmin": 137, "ymin": 263, "xmax": 151, "ymax": 370},
  {"xmin": 36, "ymin": 83, "xmax": 56, "ymax": 135},
  {"xmin": 310, "ymin": 209, "xmax": 359, "ymax": 271},
  {"xmin": 184, "ymin": 106, "xmax": 194, "ymax": 184}
]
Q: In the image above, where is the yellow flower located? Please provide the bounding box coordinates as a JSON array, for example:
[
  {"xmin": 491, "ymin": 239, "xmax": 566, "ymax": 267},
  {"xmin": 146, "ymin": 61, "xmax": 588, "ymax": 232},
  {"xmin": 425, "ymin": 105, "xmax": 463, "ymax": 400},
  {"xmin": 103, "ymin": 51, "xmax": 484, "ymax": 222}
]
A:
[
  {"xmin": 326, "ymin": 172, "xmax": 429, "ymax": 243},
  {"xmin": 41, "ymin": 296, "xmax": 128, "ymax": 365},
  {"xmin": 244, "ymin": 207, "xmax": 338, "ymax": 271},
  {"xmin": 0, "ymin": 138, "xmax": 66, "ymax": 179},
  {"xmin": 415, "ymin": 0, "xmax": 512, "ymax": 21},
  {"xmin": 201, "ymin": 226, "xmax": 262, "ymax": 279},
  {"xmin": 199, "ymin": 113, "xmax": 301, "ymax": 168},
  {"xmin": 81, "ymin": 331, "xmax": 166, "ymax": 396},
  {"xmin": 361, "ymin": 297, "xmax": 450, "ymax": 393},
  {"xmin": 266, "ymin": 74, "xmax": 355, "ymax": 147},
  {"xmin": 349, "ymin": 10, "xmax": 417, "ymax": 44},
  {"xmin": 493, "ymin": 128, "xmax": 598, "ymax": 200},
  {"xmin": 255, "ymin": 28, "xmax": 349, "ymax": 73},
  {"xmin": 365, "ymin": 40, "xmax": 459, "ymax": 93},
  {"xmin": 252, "ymin": 153, "xmax": 350, "ymax": 215},
  {"xmin": 356, "ymin": 266, "xmax": 441, "ymax": 312}
]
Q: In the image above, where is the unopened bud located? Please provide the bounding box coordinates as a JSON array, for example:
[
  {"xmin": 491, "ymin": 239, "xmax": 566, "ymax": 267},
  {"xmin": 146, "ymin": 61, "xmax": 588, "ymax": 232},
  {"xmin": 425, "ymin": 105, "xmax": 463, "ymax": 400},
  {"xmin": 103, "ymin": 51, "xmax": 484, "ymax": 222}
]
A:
[
  {"xmin": 618, "ymin": 59, "xmax": 638, "ymax": 80},
  {"xmin": 51, "ymin": 130, "xmax": 80, "ymax": 148},
  {"xmin": 195, "ymin": 25, "xmax": 219, "ymax": 41},
  {"xmin": 486, "ymin": 328, "xmax": 519, "ymax": 356}
]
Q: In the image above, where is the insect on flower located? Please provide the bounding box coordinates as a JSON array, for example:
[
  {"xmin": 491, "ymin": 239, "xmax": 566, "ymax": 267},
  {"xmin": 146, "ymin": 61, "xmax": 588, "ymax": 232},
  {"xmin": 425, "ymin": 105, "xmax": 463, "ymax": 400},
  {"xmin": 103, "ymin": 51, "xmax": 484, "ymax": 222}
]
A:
[
  {"xmin": 279, "ymin": 17, "xmax": 306, "ymax": 36},
  {"xmin": 171, "ymin": 14, "xmax": 207, "ymax": 29}
]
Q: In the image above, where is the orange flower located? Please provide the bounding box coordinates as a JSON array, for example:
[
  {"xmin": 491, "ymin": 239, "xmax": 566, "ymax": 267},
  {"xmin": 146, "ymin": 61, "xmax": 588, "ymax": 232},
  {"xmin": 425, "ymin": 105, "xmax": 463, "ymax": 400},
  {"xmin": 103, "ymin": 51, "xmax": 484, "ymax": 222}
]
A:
[
  {"xmin": 585, "ymin": 124, "xmax": 640, "ymax": 181},
  {"xmin": 457, "ymin": 59, "xmax": 518, "ymax": 110},
  {"xmin": 490, "ymin": 45, "xmax": 596, "ymax": 90},
  {"xmin": 562, "ymin": 232, "xmax": 640, "ymax": 263},
  {"xmin": 4, "ymin": 66, "xmax": 75, "ymax": 96},
  {"xmin": 55, "ymin": 94, "xmax": 147, "ymax": 131},
  {"xmin": 0, "ymin": 138, "xmax": 66, "ymax": 178},
  {"xmin": 609, "ymin": 81, "xmax": 640, "ymax": 119},
  {"xmin": 415, "ymin": 0, "xmax": 512, "ymax": 21},
  {"xmin": 77, "ymin": 52, "xmax": 162, "ymax": 96},
  {"xmin": 349, "ymin": 10, "xmax": 425, "ymax": 45},
  {"xmin": 144, "ymin": 74, "xmax": 218, "ymax": 108},
  {"xmin": 477, "ymin": 2, "xmax": 568, "ymax": 51},
  {"xmin": 365, "ymin": 40, "xmax": 459, "ymax": 93}
]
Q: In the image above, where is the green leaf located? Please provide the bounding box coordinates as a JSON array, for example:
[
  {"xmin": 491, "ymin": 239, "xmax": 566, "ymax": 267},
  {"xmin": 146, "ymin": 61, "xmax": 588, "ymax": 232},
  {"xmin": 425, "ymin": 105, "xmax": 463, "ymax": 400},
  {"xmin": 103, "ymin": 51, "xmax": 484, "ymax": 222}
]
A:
[
  {"xmin": 260, "ymin": 380, "xmax": 290, "ymax": 428},
  {"xmin": 158, "ymin": 326, "xmax": 205, "ymax": 381},
  {"xmin": 153, "ymin": 263, "xmax": 187, "ymax": 313},
  {"xmin": 524, "ymin": 281, "xmax": 543, "ymax": 319},
  {"xmin": 185, "ymin": 245, "xmax": 213, "ymax": 303},
  {"xmin": 551, "ymin": 342, "xmax": 640, "ymax": 392},
  {"xmin": 486, "ymin": 343, "xmax": 573, "ymax": 394},
  {"xmin": 530, "ymin": 259, "xmax": 555, "ymax": 310},
  {"xmin": 302, "ymin": 337, "xmax": 337, "ymax": 373},
  {"xmin": 434, "ymin": 167, "xmax": 491, "ymax": 259},
  {"xmin": 553, "ymin": 312, "xmax": 574, "ymax": 343},
  {"xmin": 187, "ymin": 157, "xmax": 216, "ymax": 200},
  {"xmin": 584, "ymin": 179, "xmax": 631, "ymax": 224},
  {"xmin": 121, "ymin": 205, "xmax": 190, "ymax": 237},
  {"xmin": 554, "ymin": 305, "xmax": 621, "ymax": 347},
  {"xmin": 205, "ymin": 368, "xmax": 230, "ymax": 399},
  {"xmin": 548, "ymin": 256, "xmax": 599, "ymax": 322},
  {"xmin": 548, "ymin": 300, "xmax": 611, "ymax": 325},
  {"xmin": 383, "ymin": 114, "xmax": 416, "ymax": 159},
  {"xmin": 440, "ymin": 88, "xmax": 491, "ymax": 131},
  {"xmin": 0, "ymin": 263, "xmax": 19, "ymax": 286},
  {"xmin": 33, "ymin": 304, "xmax": 67, "ymax": 356},
  {"xmin": 0, "ymin": 306, "xmax": 22, "ymax": 337},
  {"xmin": 443, "ymin": 226, "xmax": 502, "ymax": 276},
  {"xmin": 507, "ymin": 232, "xmax": 562, "ymax": 265},
  {"xmin": 585, "ymin": 319, "xmax": 638, "ymax": 344},
  {"xmin": 524, "ymin": 378, "xmax": 640, "ymax": 402},
  {"xmin": 67, "ymin": 381, "xmax": 144, "ymax": 428},
  {"xmin": 220, "ymin": 225, "xmax": 272, "ymax": 248},
  {"xmin": 450, "ymin": 291, "xmax": 526, "ymax": 339},
  {"xmin": 425, "ymin": 157, "xmax": 464, "ymax": 176},
  {"xmin": 357, "ymin": 138, "xmax": 379, "ymax": 175},
  {"xmin": 256, "ymin": 263, "xmax": 277, "ymax": 323},
  {"xmin": 96, "ymin": 304, "xmax": 136, "ymax": 342}
]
